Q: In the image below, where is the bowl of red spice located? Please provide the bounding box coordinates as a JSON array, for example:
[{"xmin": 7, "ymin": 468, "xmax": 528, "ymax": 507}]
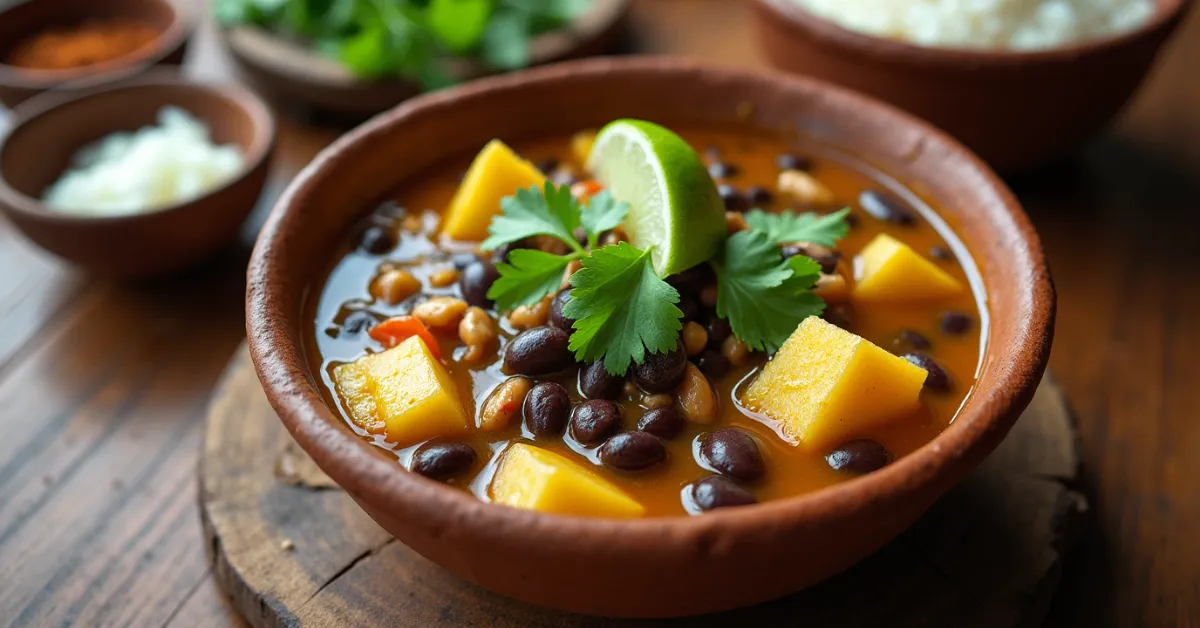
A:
[{"xmin": 0, "ymin": 0, "xmax": 194, "ymax": 107}]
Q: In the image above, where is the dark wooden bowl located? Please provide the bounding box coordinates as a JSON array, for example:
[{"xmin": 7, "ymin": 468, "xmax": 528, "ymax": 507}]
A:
[
  {"xmin": 0, "ymin": 0, "xmax": 194, "ymax": 107},
  {"xmin": 752, "ymin": 0, "xmax": 1193, "ymax": 172},
  {"xmin": 246, "ymin": 57, "xmax": 1055, "ymax": 617},
  {"xmin": 220, "ymin": 0, "xmax": 630, "ymax": 117},
  {"xmin": 0, "ymin": 72, "xmax": 275, "ymax": 277}
]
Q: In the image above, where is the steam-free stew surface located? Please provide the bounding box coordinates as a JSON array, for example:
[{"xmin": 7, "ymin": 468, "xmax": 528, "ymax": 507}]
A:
[{"xmin": 307, "ymin": 128, "xmax": 985, "ymax": 517}]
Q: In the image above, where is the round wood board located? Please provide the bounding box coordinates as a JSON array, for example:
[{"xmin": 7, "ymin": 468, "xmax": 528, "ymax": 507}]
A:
[{"xmin": 200, "ymin": 344, "xmax": 1086, "ymax": 628}]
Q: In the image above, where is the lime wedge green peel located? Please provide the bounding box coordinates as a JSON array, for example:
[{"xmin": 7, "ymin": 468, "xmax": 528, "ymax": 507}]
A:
[{"xmin": 586, "ymin": 119, "xmax": 727, "ymax": 276}]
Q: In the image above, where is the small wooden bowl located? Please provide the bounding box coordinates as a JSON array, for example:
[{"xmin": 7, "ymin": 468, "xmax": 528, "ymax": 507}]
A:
[
  {"xmin": 0, "ymin": 72, "xmax": 275, "ymax": 277},
  {"xmin": 0, "ymin": 0, "xmax": 194, "ymax": 107},
  {"xmin": 220, "ymin": 0, "xmax": 629, "ymax": 117},
  {"xmin": 246, "ymin": 57, "xmax": 1055, "ymax": 617},
  {"xmin": 752, "ymin": 0, "xmax": 1194, "ymax": 171}
]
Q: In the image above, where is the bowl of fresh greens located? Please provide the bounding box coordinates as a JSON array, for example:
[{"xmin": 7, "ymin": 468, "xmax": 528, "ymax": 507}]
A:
[{"xmin": 214, "ymin": 0, "xmax": 629, "ymax": 116}]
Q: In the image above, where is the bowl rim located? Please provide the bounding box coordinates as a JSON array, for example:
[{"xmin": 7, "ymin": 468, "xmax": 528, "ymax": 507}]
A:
[
  {"xmin": 0, "ymin": 70, "xmax": 277, "ymax": 226},
  {"xmin": 0, "ymin": 0, "xmax": 195, "ymax": 89},
  {"xmin": 755, "ymin": 0, "xmax": 1193, "ymax": 66},
  {"xmin": 247, "ymin": 56, "xmax": 1054, "ymax": 539}
]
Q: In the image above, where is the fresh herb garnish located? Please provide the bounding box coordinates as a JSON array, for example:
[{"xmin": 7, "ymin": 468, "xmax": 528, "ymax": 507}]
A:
[
  {"xmin": 482, "ymin": 182, "xmax": 584, "ymax": 253},
  {"xmin": 213, "ymin": 0, "xmax": 587, "ymax": 88},
  {"xmin": 489, "ymin": 248, "xmax": 575, "ymax": 311},
  {"xmin": 563, "ymin": 243, "xmax": 683, "ymax": 374},
  {"xmin": 710, "ymin": 229, "xmax": 826, "ymax": 353},
  {"xmin": 744, "ymin": 207, "xmax": 851, "ymax": 246}
]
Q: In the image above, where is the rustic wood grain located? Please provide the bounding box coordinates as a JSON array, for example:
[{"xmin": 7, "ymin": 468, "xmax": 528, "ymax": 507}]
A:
[
  {"xmin": 0, "ymin": 1, "xmax": 1198, "ymax": 626},
  {"xmin": 201, "ymin": 345, "xmax": 1083, "ymax": 628}
]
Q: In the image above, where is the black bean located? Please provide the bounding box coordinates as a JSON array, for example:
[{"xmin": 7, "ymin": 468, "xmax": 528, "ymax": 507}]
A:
[
  {"xmin": 844, "ymin": 213, "xmax": 859, "ymax": 228},
  {"xmin": 524, "ymin": 382, "xmax": 571, "ymax": 436},
  {"xmin": 570, "ymin": 400, "xmax": 621, "ymax": 445},
  {"xmin": 632, "ymin": 345, "xmax": 687, "ymax": 393},
  {"xmin": 708, "ymin": 162, "xmax": 737, "ymax": 179},
  {"xmin": 776, "ymin": 153, "xmax": 811, "ymax": 171},
  {"xmin": 666, "ymin": 265, "xmax": 706, "ymax": 296},
  {"xmin": 579, "ymin": 361, "xmax": 624, "ymax": 400},
  {"xmin": 373, "ymin": 201, "xmax": 406, "ymax": 221},
  {"xmin": 859, "ymin": 190, "xmax": 916, "ymax": 226},
  {"xmin": 573, "ymin": 226, "xmax": 588, "ymax": 248},
  {"xmin": 895, "ymin": 329, "xmax": 932, "ymax": 351},
  {"xmin": 410, "ymin": 442, "xmax": 476, "ymax": 479},
  {"xmin": 695, "ymin": 350, "xmax": 730, "ymax": 379},
  {"xmin": 536, "ymin": 158, "xmax": 559, "ymax": 173},
  {"xmin": 705, "ymin": 317, "xmax": 732, "ymax": 348},
  {"xmin": 826, "ymin": 440, "xmax": 893, "ymax": 474},
  {"xmin": 678, "ymin": 298, "xmax": 700, "ymax": 322},
  {"xmin": 637, "ymin": 407, "xmax": 684, "ymax": 439},
  {"xmin": 745, "ymin": 186, "xmax": 772, "ymax": 205},
  {"xmin": 341, "ymin": 310, "xmax": 379, "ymax": 335},
  {"xmin": 903, "ymin": 352, "xmax": 954, "ymax": 392},
  {"xmin": 940, "ymin": 311, "xmax": 973, "ymax": 335},
  {"xmin": 451, "ymin": 252, "xmax": 478, "ymax": 270},
  {"xmin": 548, "ymin": 289, "xmax": 575, "ymax": 331},
  {"xmin": 686, "ymin": 477, "xmax": 757, "ymax": 512},
  {"xmin": 699, "ymin": 428, "xmax": 765, "ymax": 482},
  {"xmin": 504, "ymin": 327, "xmax": 573, "ymax": 375},
  {"xmin": 359, "ymin": 225, "xmax": 395, "ymax": 254},
  {"xmin": 599, "ymin": 432, "xmax": 667, "ymax": 470},
  {"xmin": 717, "ymin": 184, "xmax": 746, "ymax": 212},
  {"xmin": 823, "ymin": 305, "xmax": 853, "ymax": 330},
  {"xmin": 460, "ymin": 260, "xmax": 500, "ymax": 307},
  {"xmin": 930, "ymin": 245, "xmax": 954, "ymax": 261}
]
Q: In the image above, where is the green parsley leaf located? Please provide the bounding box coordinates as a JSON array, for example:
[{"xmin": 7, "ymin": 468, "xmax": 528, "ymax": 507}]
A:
[
  {"xmin": 711, "ymin": 230, "xmax": 825, "ymax": 352},
  {"xmin": 580, "ymin": 191, "xmax": 629, "ymax": 249},
  {"xmin": 482, "ymin": 182, "xmax": 583, "ymax": 253},
  {"xmin": 564, "ymin": 243, "xmax": 684, "ymax": 375},
  {"xmin": 427, "ymin": 0, "xmax": 492, "ymax": 53},
  {"xmin": 488, "ymin": 249, "xmax": 576, "ymax": 312},
  {"xmin": 744, "ymin": 208, "xmax": 851, "ymax": 247}
]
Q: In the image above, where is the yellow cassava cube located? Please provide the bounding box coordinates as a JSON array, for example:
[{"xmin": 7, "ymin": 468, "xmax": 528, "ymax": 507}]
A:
[
  {"xmin": 332, "ymin": 336, "xmax": 469, "ymax": 447},
  {"xmin": 852, "ymin": 233, "xmax": 963, "ymax": 303},
  {"xmin": 491, "ymin": 443, "xmax": 644, "ymax": 518},
  {"xmin": 743, "ymin": 317, "xmax": 926, "ymax": 452},
  {"xmin": 442, "ymin": 139, "xmax": 546, "ymax": 241}
]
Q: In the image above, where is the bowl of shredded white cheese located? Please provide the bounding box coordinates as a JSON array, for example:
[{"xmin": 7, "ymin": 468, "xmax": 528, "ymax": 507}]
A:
[
  {"xmin": 0, "ymin": 72, "xmax": 275, "ymax": 276},
  {"xmin": 752, "ymin": 0, "xmax": 1193, "ymax": 170}
]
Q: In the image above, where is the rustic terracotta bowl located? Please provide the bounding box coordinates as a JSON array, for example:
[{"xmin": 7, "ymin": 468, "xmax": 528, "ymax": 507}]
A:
[
  {"xmin": 0, "ymin": 0, "xmax": 194, "ymax": 107},
  {"xmin": 752, "ymin": 0, "xmax": 1193, "ymax": 171},
  {"xmin": 0, "ymin": 72, "xmax": 275, "ymax": 277},
  {"xmin": 246, "ymin": 57, "xmax": 1054, "ymax": 617},
  {"xmin": 221, "ymin": 0, "xmax": 629, "ymax": 117}
]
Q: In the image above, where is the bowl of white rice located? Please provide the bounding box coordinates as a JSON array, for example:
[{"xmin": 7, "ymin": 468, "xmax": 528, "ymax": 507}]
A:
[
  {"xmin": 752, "ymin": 0, "xmax": 1193, "ymax": 170},
  {"xmin": 0, "ymin": 71, "xmax": 275, "ymax": 276}
]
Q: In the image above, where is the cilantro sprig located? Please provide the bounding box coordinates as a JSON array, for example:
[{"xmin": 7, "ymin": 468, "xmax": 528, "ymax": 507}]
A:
[{"xmin": 744, "ymin": 207, "xmax": 851, "ymax": 246}]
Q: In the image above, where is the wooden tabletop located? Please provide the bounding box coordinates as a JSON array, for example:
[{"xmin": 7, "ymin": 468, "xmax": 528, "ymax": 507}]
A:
[{"xmin": 0, "ymin": 1, "xmax": 1196, "ymax": 626}]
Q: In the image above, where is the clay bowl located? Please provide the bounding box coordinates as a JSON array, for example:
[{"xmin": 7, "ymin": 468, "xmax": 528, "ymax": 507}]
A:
[
  {"xmin": 246, "ymin": 57, "xmax": 1054, "ymax": 617},
  {"xmin": 0, "ymin": 0, "xmax": 194, "ymax": 107},
  {"xmin": 0, "ymin": 72, "xmax": 275, "ymax": 277},
  {"xmin": 752, "ymin": 0, "xmax": 1193, "ymax": 172},
  {"xmin": 220, "ymin": 0, "xmax": 629, "ymax": 117}
]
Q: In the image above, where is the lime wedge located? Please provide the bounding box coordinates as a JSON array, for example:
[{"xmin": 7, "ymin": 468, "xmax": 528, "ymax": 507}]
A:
[{"xmin": 586, "ymin": 119, "xmax": 726, "ymax": 276}]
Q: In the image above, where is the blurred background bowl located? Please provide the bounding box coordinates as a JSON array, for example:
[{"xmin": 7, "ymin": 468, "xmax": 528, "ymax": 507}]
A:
[
  {"xmin": 0, "ymin": 71, "xmax": 275, "ymax": 277},
  {"xmin": 752, "ymin": 0, "xmax": 1193, "ymax": 171},
  {"xmin": 0, "ymin": 0, "xmax": 195, "ymax": 107}
]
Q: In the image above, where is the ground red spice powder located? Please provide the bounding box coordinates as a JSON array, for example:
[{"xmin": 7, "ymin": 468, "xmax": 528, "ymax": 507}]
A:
[{"xmin": 5, "ymin": 20, "xmax": 161, "ymax": 71}]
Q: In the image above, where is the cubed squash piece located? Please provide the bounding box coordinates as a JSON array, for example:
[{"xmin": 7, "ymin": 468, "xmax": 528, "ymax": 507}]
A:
[
  {"xmin": 743, "ymin": 317, "xmax": 926, "ymax": 452},
  {"xmin": 442, "ymin": 139, "xmax": 546, "ymax": 241},
  {"xmin": 491, "ymin": 443, "xmax": 644, "ymax": 518},
  {"xmin": 852, "ymin": 233, "xmax": 963, "ymax": 302},
  {"xmin": 332, "ymin": 336, "xmax": 469, "ymax": 447},
  {"xmin": 570, "ymin": 130, "xmax": 596, "ymax": 166}
]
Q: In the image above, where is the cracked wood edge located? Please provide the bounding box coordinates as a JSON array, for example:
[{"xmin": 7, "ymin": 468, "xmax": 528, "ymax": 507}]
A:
[{"xmin": 200, "ymin": 344, "xmax": 1085, "ymax": 627}]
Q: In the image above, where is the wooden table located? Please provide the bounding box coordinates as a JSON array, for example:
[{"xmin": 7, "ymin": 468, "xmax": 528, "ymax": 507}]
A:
[{"xmin": 0, "ymin": 2, "xmax": 1196, "ymax": 626}]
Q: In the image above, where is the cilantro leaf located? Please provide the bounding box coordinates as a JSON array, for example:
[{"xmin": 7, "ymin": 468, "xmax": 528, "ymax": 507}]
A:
[
  {"xmin": 482, "ymin": 182, "xmax": 583, "ymax": 253},
  {"xmin": 427, "ymin": 0, "xmax": 492, "ymax": 53},
  {"xmin": 488, "ymin": 249, "xmax": 576, "ymax": 312},
  {"xmin": 711, "ymin": 230, "xmax": 825, "ymax": 352},
  {"xmin": 564, "ymin": 243, "xmax": 683, "ymax": 375},
  {"xmin": 580, "ymin": 191, "xmax": 629, "ymax": 248},
  {"xmin": 744, "ymin": 208, "xmax": 851, "ymax": 247},
  {"xmin": 481, "ymin": 9, "xmax": 531, "ymax": 69}
]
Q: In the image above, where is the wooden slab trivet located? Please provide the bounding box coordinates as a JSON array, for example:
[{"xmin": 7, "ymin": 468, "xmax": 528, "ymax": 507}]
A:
[{"xmin": 200, "ymin": 345, "xmax": 1086, "ymax": 628}]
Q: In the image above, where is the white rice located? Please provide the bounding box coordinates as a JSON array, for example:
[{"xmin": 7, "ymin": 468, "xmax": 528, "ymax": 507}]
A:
[
  {"xmin": 791, "ymin": 0, "xmax": 1156, "ymax": 50},
  {"xmin": 43, "ymin": 106, "xmax": 245, "ymax": 217}
]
